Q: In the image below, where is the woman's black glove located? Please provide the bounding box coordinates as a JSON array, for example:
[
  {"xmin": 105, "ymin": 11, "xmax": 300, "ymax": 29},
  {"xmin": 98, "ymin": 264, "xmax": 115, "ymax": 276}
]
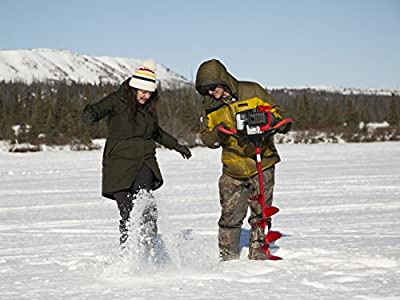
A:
[
  {"xmin": 175, "ymin": 144, "xmax": 192, "ymax": 159},
  {"xmin": 81, "ymin": 106, "xmax": 98, "ymax": 124}
]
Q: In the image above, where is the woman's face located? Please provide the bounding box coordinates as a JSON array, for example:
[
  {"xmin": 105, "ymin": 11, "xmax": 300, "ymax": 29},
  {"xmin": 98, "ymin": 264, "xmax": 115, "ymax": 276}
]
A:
[{"xmin": 136, "ymin": 89, "xmax": 153, "ymax": 104}]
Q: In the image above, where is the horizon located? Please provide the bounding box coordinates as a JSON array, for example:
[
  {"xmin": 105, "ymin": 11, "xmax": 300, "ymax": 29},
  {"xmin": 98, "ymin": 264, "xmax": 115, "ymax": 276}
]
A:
[
  {"xmin": 1, "ymin": 47, "xmax": 399, "ymax": 93},
  {"xmin": 1, "ymin": 0, "xmax": 399, "ymax": 89}
]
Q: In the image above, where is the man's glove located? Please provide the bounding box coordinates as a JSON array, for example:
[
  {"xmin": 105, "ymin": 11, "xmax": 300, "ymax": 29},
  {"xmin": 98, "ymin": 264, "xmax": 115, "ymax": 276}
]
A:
[
  {"xmin": 277, "ymin": 122, "xmax": 292, "ymax": 134},
  {"xmin": 270, "ymin": 111, "xmax": 292, "ymax": 134},
  {"xmin": 81, "ymin": 107, "xmax": 98, "ymax": 124},
  {"xmin": 175, "ymin": 144, "xmax": 192, "ymax": 159},
  {"xmin": 215, "ymin": 122, "xmax": 229, "ymax": 139}
]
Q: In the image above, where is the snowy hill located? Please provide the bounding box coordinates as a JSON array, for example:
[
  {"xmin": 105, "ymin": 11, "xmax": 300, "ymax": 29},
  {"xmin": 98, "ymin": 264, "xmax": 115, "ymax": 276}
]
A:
[{"xmin": 0, "ymin": 48, "xmax": 189, "ymax": 88}]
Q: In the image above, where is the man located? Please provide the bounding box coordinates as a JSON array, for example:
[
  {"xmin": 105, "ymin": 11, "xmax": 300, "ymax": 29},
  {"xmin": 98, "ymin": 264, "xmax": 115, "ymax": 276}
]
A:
[{"xmin": 195, "ymin": 59, "xmax": 290, "ymax": 261}]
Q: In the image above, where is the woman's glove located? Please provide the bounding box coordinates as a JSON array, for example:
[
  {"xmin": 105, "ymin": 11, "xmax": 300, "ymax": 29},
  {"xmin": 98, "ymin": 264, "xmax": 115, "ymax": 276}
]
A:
[
  {"xmin": 175, "ymin": 144, "xmax": 192, "ymax": 159},
  {"xmin": 81, "ymin": 106, "xmax": 98, "ymax": 124}
]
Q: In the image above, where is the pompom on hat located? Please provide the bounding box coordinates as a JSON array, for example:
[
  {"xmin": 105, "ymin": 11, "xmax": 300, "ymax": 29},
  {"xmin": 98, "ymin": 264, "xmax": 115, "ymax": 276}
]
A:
[{"xmin": 128, "ymin": 60, "xmax": 157, "ymax": 92}]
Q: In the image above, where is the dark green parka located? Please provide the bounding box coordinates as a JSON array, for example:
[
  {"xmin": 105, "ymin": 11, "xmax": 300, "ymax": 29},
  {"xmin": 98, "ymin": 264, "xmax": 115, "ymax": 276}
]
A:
[{"xmin": 83, "ymin": 79, "xmax": 179, "ymax": 200}]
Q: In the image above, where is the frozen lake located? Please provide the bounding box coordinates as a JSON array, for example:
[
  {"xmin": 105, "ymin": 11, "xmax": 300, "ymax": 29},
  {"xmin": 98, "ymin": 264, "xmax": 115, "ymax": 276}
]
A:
[{"xmin": 0, "ymin": 142, "xmax": 399, "ymax": 299}]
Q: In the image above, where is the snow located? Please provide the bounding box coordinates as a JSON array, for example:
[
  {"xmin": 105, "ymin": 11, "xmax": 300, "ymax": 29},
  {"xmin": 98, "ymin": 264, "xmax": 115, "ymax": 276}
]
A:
[
  {"xmin": 0, "ymin": 143, "xmax": 399, "ymax": 299},
  {"xmin": 268, "ymin": 85, "xmax": 400, "ymax": 96},
  {"xmin": 0, "ymin": 48, "xmax": 188, "ymax": 87},
  {"xmin": 366, "ymin": 121, "xmax": 390, "ymax": 129}
]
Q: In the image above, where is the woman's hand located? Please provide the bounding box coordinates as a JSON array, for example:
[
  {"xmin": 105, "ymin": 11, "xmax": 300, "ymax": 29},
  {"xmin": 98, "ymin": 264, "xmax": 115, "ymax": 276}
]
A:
[
  {"xmin": 175, "ymin": 144, "xmax": 192, "ymax": 159},
  {"xmin": 81, "ymin": 106, "xmax": 98, "ymax": 124}
]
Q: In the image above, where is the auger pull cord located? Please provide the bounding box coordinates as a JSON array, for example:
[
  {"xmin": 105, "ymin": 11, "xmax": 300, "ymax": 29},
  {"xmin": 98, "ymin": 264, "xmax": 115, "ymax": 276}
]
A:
[{"xmin": 217, "ymin": 108, "xmax": 292, "ymax": 260}]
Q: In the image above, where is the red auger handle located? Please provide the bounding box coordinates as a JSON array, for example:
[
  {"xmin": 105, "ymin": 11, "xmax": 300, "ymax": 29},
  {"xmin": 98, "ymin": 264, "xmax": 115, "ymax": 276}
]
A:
[
  {"xmin": 217, "ymin": 125, "xmax": 237, "ymax": 135},
  {"xmin": 272, "ymin": 117, "xmax": 293, "ymax": 130},
  {"xmin": 217, "ymin": 117, "xmax": 292, "ymax": 138}
]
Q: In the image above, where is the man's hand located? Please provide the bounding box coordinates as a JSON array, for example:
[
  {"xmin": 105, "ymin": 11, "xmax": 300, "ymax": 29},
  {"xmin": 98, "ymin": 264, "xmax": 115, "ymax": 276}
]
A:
[
  {"xmin": 277, "ymin": 122, "xmax": 292, "ymax": 134},
  {"xmin": 216, "ymin": 122, "xmax": 229, "ymax": 137}
]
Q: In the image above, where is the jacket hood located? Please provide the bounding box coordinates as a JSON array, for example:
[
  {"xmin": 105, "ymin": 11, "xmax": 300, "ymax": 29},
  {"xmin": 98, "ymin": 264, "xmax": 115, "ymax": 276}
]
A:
[{"xmin": 195, "ymin": 59, "xmax": 239, "ymax": 97}]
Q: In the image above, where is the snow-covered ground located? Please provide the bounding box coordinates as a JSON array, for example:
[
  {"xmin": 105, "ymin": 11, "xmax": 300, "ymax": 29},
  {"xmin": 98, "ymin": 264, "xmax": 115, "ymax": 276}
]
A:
[{"xmin": 0, "ymin": 143, "xmax": 399, "ymax": 299}]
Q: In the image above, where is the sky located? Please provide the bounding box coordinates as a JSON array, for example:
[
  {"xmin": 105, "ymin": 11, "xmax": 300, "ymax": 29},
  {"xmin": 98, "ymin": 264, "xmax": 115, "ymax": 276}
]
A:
[{"xmin": 1, "ymin": 0, "xmax": 399, "ymax": 89}]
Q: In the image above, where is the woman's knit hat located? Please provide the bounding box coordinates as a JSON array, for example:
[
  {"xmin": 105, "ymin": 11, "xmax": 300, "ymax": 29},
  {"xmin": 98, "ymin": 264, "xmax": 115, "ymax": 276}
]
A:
[{"xmin": 128, "ymin": 60, "xmax": 157, "ymax": 92}]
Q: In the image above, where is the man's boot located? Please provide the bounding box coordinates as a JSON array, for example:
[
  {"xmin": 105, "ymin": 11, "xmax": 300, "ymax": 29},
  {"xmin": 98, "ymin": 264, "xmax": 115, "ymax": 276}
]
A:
[
  {"xmin": 218, "ymin": 228, "xmax": 240, "ymax": 261},
  {"xmin": 248, "ymin": 224, "xmax": 268, "ymax": 260}
]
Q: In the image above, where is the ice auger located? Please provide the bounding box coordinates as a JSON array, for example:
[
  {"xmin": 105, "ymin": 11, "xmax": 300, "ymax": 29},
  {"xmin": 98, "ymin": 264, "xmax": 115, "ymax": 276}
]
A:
[{"xmin": 217, "ymin": 105, "xmax": 292, "ymax": 260}]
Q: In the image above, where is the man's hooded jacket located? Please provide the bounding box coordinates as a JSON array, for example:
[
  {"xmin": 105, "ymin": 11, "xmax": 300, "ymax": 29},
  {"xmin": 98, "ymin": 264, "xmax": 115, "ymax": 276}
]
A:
[{"xmin": 195, "ymin": 59, "xmax": 289, "ymax": 179}]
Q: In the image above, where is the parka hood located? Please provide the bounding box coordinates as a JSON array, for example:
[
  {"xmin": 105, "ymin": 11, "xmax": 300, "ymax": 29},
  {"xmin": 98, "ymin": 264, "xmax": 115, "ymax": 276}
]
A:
[{"xmin": 195, "ymin": 59, "xmax": 239, "ymax": 97}]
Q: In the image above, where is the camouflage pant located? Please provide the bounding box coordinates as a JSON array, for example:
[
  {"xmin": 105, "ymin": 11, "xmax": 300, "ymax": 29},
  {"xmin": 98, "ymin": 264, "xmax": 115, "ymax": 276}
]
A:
[{"xmin": 218, "ymin": 167, "xmax": 275, "ymax": 260}]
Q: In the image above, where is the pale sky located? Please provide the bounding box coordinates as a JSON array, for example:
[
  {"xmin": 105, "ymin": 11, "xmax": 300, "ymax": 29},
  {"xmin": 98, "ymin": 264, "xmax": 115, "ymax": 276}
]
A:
[{"xmin": 1, "ymin": 0, "xmax": 399, "ymax": 89}]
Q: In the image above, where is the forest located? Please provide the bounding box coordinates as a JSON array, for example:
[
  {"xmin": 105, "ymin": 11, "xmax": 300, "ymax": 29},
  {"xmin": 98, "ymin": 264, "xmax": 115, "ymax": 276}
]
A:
[{"xmin": 0, "ymin": 81, "xmax": 399, "ymax": 152}]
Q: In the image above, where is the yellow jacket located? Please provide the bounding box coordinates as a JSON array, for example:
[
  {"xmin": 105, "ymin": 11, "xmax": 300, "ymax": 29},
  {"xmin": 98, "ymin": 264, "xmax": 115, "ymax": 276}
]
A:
[{"xmin": 196, "ymin": 59, "xmax": 288, "ymax": 179}]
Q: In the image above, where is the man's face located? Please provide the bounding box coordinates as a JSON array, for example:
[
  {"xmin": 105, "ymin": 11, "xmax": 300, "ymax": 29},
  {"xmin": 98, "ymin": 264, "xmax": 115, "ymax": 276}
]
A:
[
  {"xmin": 136, "ymin": 89, "xmax": 153, "ymax": 104},
  {"xmin": 208, "ymin": 85, "xmax": 225, "ymax": 100}
]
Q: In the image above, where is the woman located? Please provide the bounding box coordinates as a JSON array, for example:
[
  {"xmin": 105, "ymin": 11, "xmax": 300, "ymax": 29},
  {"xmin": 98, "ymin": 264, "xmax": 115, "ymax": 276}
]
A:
[{"xmin": 81, "ymin": 60, "xmax": 191, "ymax": 251}]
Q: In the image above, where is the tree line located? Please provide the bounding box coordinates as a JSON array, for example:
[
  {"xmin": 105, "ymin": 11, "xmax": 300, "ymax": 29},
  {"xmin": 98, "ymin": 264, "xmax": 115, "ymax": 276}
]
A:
[
  {"xmin": 0, "ymin": 80, "xmax": 399, "ymax": 151},
  {"xmin": 271, "ymin": 88, "xmax": 399, "ymax": 142}
]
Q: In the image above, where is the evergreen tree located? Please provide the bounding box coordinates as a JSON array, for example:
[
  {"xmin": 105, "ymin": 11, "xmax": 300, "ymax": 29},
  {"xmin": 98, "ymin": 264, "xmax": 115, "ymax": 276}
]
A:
[
  {"xmin": 387, "ymin": 96, "xmax": 400, "ymax": 127},
  {"xmin": 344, "ymin": 100, "xmax": 360, "ymax": 129},
  {"xmin": 322, "ymin": 101, "xmax": 343, "ymax": 130},
  {"xmin": 28, "ymin": 86, "xmax": 49, "ymax": 144},
  {"xmin": 0, "ymin": 93, "xmax": 4, "ymax": 139},
  {"xmin": 44, "ymin": 102, "xmax": 58, "ymax": 144},
  {"xmin": 293, "ymin": 95, "xmax": 312, "ymax": 130},
  {"xmin": 0, "ymin": 92, "xmax": 14, "ymax": 141}
]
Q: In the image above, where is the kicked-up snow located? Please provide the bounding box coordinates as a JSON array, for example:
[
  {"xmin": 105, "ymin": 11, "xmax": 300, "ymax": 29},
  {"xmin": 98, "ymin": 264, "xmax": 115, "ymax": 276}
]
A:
[{"xmin": 0, "ymin": 143, "xmax": 399, "ymax": 299}]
